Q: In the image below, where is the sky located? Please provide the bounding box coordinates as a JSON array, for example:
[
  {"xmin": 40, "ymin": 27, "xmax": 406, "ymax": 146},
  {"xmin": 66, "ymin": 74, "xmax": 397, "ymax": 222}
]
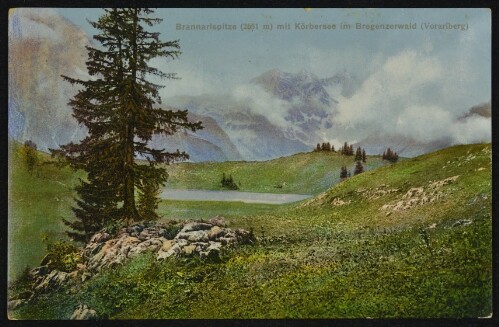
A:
[
  {"xmin": 56, "ymin": 8, "xmax": 490, "ymax": 103},
  {"xmin": 11, "ymin": 8, "xmax": 492, "ymax": 146}
]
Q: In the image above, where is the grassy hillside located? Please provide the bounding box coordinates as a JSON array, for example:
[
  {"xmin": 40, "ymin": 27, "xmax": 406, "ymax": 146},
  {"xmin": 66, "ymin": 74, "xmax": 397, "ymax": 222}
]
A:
[
  {"xmin": 165, "ymin": 151, "xmax": 387, "ymax": 195},
  {"xmin": 8, "ymin": 147, "xmax": 384, "ymax": 280},
  {"xmin": 8, "ymin": 141, "xmax": 84, "ymax": 282},
  {"xmin": 10, "ymin": 143, "xmax": 492, "ymax": 319}
]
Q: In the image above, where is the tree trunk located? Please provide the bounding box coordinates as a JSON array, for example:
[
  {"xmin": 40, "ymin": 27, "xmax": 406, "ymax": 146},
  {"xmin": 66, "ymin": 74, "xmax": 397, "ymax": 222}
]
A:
[
  {"xmin": 123, "ymin": 120, "xmax": 138, "ymax": 224},
  {"xmin": 122, "ymin": 9, "xmax": 140, "ymax": 224}
]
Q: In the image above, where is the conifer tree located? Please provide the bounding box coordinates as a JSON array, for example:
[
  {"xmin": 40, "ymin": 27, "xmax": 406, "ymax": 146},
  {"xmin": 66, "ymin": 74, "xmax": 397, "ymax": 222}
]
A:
[
  {"xmin": 137, "ymin": 167, "xmax": 161, "ymax": 221},
  {"xmin": 53, "ymin": 8, "xmax": 202, "ymax": 240},
  {"xmin": 354, "ymin": 161, "xmax": 364, "ymax": 175},
  {"xmin": 382, "ymin": 147, "xmax": 399, "ymax": 163},
  {"xmin": 21, "ymin": 140, "xmax": 39, "ymax": 175},
  {"xmin": 340, "ymin": 165, "xmax": 348, "ymax": 179},
  {"xmin": 355, "ymin": 146, "xmax": 362, "ymax": 161},
  {"xmin": 331, "ymin": 145, "xmax": 335, "ymax": 152},
  {"xmin": 393, "ymin": 152, "xmax": 399, "ymax": 163},
  {"xmin": 342, "ymin": 142, "xmax": 348, "ymax": 155},
  {"xmin": 362, "ymin": 149, "xmax": 367, "ymax": 163},
  {"xmin": 315, "ymin": 143, "xmax": 321, "ymax": 152}
]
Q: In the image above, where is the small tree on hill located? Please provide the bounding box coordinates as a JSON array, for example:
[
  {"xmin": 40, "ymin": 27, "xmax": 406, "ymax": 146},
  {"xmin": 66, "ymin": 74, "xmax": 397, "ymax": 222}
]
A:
[
  {"xmin": 340, "ymin": 165, "xmax": 348, "ymax": 179},
  {"xmin": 355, "ymin": 147, "xmax": 362, "ymax": 161},
  {"xmin": 383, "ymin": 147, "xmax": 399, "ymax": 163},
  {"xmin": 315, "ymin": 143, "xmax": 321, "ymax": 152},
  {"xmin": 331, "ymin": 145, "xmax": 335, "ymax": 152},
  {"xmin": 354, "ymin": 161, "xmax": 364, "ymax": 175},
  {"xmin": 341, "ymin": 142, "xmax": 348, "ymax": 155},
  {"xmin": 221, "ymin": 173, "xmax": 239, "ymax": 190},
  {"xmin": 362, "ymin": 149, "xmax": 367, "ymax": 163},
  {"xmin": 21, "ymin": 140, "xmax": 39, "ymax": 175}
]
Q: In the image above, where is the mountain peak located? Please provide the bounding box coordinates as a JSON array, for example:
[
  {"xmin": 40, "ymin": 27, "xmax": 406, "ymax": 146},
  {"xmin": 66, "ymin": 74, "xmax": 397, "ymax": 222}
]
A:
[
  {"xmin": 297, "ymin": 69, "xmax": 318, "ymax": 81},
  {"xmin": 250, "ymin": 69, "xmax": 335, "ymax": 106}
]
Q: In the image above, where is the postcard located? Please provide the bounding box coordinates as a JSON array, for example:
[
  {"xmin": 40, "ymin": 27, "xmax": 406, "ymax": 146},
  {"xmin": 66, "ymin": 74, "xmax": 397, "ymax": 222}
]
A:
[{"xmin": 7, "ymin": 8, "xmax": 492, "ymax": 319}]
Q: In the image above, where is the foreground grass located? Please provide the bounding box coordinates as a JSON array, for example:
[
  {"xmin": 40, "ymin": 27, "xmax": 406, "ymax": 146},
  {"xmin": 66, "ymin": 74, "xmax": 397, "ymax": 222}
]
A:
[
  {"xmin": 9, "ymin": 143, "xmax": 492, "ymax": 319},
  {"xmin": 12, "ymin": 203, "xmax": 491, "ymax": 318}
]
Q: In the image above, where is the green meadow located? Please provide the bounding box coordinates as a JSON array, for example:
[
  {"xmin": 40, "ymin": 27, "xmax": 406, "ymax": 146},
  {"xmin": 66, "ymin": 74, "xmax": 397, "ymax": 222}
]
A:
[{"xmin": 8, "ymin": 142, "xmax": 492, "ymax": 318}]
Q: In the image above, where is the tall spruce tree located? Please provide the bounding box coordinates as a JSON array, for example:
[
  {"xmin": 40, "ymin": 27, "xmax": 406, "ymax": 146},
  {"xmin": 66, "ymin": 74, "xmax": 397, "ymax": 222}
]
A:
[{"xmin": 53, "ymin": 8, "xmax": 202, "ymax": 241}]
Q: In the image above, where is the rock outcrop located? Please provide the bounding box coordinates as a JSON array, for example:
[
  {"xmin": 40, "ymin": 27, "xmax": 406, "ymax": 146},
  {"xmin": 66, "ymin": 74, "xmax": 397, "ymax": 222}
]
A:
[
  {"xmin": 71, "ymin": 304, "xmax": 97, "ymax": 320},
  {"xmin": 380, "ymin": 176, "xmax": 460, "ymax": 213},
  {"xmin": 12, "ymin": 217, "xmax": 255, "ymax": 315},
  {"xmin": 83, "ymin": 219, "xmax": 254, "ymax": 272}
]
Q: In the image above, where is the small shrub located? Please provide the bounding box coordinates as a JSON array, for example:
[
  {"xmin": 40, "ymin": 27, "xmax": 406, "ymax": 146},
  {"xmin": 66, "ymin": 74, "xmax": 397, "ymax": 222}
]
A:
[
  {"xmin": 45, "ymin": 240, "xmax": 83, "ymax": 272},
  {"xmin": 221, "ymin": 173, "xmax": 239, "ymax": 190},
  {"xmin": 103, "ymin": 220, "xmax": 122, "ymax": 237},
  {"xmin": 20, "ymin": 140, "xmax": 39, "ymax": 175}
]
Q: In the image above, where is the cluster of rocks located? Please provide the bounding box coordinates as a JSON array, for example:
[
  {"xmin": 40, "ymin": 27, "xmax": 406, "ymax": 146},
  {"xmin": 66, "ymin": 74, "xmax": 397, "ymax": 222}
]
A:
[
  {"xmin": 330, "ymin": 197, "xmax": 351, "ymax": 207},
  {"xmin": 380, "ymin": 176, "xmax": 460, "ymax": 213},
  {"xmin": 30, "ymin": 266, "xmax": 72, "ymax": 295},
  {"xmin": 9, "ymin": 217, "xmax": 255, "ymax": 318},
  {"xmin": 84, "ymin": 217, "xmax": 254, "ymax": 272},
  {"xmin": 442, "ymin": 147, "xmax": 490, "ymax": 170},
  {"xmin": 299, "ymin": 192, "xmax": 328, "ymax": 207},
  {"xmin": 324, "ymin": 184, "xmax": 401, "ymax": 208},
  {"xmin": 70, "ymin": 304, "xmax": 97, "ymax": 320},
  {"xmin": 356, "ymin": 184, "xmax": 400, "ymax": 200}
]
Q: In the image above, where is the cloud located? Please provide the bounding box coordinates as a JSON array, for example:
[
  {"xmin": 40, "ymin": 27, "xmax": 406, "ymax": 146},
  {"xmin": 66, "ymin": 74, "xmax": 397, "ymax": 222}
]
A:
[
  {"xmin": 331, "ymin": 49, "xmax": 490, "ymax": 145},
  {"xmin": 119, "ymin": 18, "xmax": 492, "ymax": 149},
  {"xmin": 452, "ymin": 116, "xmax": 491, "ymax": 144},
  {"xmin": 335, "ymin": 50, "xmax": 443, "ymax": 127},
  {"xmin": 231, "ymin": 83, "xmax": 294, "ymax": 129},
  {"xmin": 395, "ymin": 105, "xmax": 454, "ymax": 143}
]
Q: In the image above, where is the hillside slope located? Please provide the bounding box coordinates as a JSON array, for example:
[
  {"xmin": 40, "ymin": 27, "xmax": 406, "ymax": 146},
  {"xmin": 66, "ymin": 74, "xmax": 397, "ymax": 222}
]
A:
[
  {"xmin": 9, "ymin": 143, "xmax": 492, "ymax": 319},
  {"xmin": 7, "ymin": 142, "xmax": 382, "ymax": 280},
  {"xmin": 165, "ymin": 151, "xmax": 387, "ymax": 195},
  {"xmin": 8, "ymin": 141, "xmax": 83, "ymax": 282}
]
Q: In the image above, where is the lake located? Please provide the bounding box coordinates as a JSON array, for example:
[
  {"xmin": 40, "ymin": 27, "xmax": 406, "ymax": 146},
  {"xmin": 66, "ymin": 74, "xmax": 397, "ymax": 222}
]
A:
[{"xmin": 160, "ymin": 189, "xmax": 312, "ymax": 204}]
